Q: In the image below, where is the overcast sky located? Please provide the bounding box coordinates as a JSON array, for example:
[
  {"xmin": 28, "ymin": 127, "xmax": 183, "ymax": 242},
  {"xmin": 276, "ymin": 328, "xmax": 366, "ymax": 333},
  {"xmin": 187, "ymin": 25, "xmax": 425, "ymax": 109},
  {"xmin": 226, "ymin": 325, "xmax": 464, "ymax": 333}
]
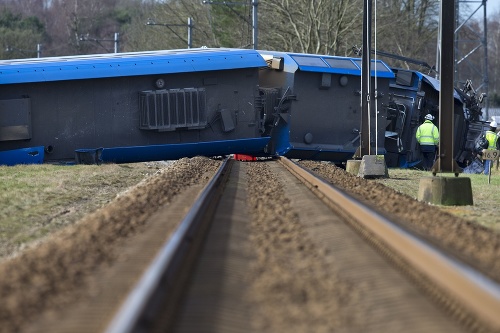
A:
[{"xmin": 487, "ymin": 0, "xmax": 500, "ymax": 16}]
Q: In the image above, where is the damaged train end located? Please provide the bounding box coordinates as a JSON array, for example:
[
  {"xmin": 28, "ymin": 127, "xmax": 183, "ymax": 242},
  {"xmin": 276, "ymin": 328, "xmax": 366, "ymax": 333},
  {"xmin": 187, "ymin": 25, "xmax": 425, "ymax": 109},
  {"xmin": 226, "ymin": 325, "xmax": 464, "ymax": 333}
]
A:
[{"xmin": 385, "ymin": 69, "xmax": 485, "ymax": 169}]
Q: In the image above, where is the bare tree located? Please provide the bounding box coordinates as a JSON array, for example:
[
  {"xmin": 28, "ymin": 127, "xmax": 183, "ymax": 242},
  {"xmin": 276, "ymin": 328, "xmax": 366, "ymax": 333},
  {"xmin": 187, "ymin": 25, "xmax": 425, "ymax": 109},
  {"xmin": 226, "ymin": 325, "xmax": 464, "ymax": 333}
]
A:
[
  {"xmin": 0, "ymin": 0, "xmax": 496, "ymax": 104},
  {"xmin": 374, "ymin": 0, "xmax": 439, "ymax": 71},
  {"xmin": 259, "ymin": 0, "xmax": 363, "ymax": 55},
  {"xmin": 0, "ymin": 0, "xmax": 47, "ymax": 16},
  {"xmin": 124, "ymin": 0, "xmax": 252, "ymax": 51},
  {"xmin": 43, "ymin": 0, "xmax": 120, "ymax": 55}
]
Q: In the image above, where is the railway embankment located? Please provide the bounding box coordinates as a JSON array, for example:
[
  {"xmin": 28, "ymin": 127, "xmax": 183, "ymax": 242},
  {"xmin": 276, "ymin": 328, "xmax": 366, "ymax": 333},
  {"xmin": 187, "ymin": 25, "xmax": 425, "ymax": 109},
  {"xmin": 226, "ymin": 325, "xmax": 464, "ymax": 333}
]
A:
[{"xmin": 0, "ymin": 157, "xmax": 499, "ymax": 332}]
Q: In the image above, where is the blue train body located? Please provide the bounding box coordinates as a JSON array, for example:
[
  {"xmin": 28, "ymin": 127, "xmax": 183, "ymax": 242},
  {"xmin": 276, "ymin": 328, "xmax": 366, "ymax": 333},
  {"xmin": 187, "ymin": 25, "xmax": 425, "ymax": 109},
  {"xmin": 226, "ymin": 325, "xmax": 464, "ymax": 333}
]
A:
[
  {"xmin": 0, "ymin": 47, "xmax": 483, "ymax": 168},
  {"xmin": 0, "ymin": 48, "xmax": 279, "ymax": 164},
  {"xmin": 258, "ymin": 51, "xmax": 394, "ymax": 164}
]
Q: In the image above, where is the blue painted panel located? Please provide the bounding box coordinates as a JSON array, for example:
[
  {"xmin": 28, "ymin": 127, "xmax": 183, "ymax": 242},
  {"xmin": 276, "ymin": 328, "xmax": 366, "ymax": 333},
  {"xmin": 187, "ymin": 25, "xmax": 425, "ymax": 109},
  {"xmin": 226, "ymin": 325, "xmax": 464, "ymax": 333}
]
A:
[
  {"xmin": 391, "ymin": 70, "xmax": 462, "ymax": 100},
  {"xmin": 421, "ymin": 73, "xmax": 462, "ymax": 100},
  {"xmin": 268, "ymin": 119, "xmax": 292, "ymax": 156},
  {"xmin": 0, "ymin": 48, "xmax": 267, "ymax": 84},
  {"xmin": 99, "ymin": 137, "xmax": 271, "ymax": 164},
  {"xmin": 297, "ymin": 64, "xmax": 394, "ymax": 78},
  {"xmin": 297, "ymin": 65, "xmax": 362, "ymax": 76},
  {"xmin": 0, "ymin": 146, "xmax": 44, "ymax": 166},
  {"xmin": 191, "ymin": 53, "xmax": 265, "ymax": 72},
  {"xmin": 287, "ymin": 53, "xmax": 394, "ymax": 78}
]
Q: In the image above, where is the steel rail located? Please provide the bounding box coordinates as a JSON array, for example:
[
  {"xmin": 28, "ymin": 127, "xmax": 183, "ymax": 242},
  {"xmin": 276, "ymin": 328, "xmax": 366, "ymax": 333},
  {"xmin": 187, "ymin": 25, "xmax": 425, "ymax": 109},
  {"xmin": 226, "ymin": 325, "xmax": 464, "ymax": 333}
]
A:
[
  {"xmin": 104, "ymin": 158, "xmax": 232, "ymax": 333},
  {"xmin": 279, "ymin": 157, "xmax": 500, "ymax": 331}
]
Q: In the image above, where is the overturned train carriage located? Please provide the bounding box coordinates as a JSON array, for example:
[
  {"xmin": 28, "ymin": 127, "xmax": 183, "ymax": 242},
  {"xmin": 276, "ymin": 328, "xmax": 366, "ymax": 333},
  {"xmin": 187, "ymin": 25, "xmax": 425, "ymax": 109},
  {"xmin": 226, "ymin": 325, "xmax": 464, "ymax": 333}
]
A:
[
  {"xmin": 258, "ymin": 51, "xmax": 395, "ymax": 164},
  {"xmin": 0, "ymin": 48, "xmax": 287, "ymax": 164},
  {"xmin": 0, "ymin": 47, "xmax": 483, "ymax": 167}
]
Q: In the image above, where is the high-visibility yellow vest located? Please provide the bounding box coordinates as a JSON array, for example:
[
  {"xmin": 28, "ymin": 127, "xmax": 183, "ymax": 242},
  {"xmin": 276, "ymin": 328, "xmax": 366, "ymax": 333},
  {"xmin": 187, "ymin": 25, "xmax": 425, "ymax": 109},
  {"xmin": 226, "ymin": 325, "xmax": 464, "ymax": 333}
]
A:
[
  {"xmin": 485, "ymin": 130, "xmax": 498, "ymax": 150},
  {"xmin": 416, "ymin": 120, "xmax": 439, "ymax": 146}
]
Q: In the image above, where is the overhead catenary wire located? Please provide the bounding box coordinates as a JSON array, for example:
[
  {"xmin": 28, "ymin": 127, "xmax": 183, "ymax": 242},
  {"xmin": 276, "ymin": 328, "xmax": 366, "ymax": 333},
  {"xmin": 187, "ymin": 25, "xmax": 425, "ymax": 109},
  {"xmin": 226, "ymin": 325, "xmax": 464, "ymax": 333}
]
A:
[
  {"xmin": 366, "ymin": 0, "xmax": 371, "ymax": 155},
  {"xmin": 374, "ymin": 0, "xmax": 378, "ymax": 155}
]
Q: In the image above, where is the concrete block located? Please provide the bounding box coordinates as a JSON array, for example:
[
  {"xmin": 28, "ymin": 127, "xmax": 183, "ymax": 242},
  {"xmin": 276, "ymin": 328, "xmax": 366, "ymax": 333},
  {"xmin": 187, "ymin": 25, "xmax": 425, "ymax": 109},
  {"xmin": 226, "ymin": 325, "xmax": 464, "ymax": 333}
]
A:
[
  {"xmin": 418, "ymin": 176, "xmax": 473, "ymax": 206},
  {"xmin": 358, "ymin": 155, "xmax": 389, "ymax": 178},
  {"xmin": 346, "ymin": 160, "xmax": 362, "ymax": 175}
]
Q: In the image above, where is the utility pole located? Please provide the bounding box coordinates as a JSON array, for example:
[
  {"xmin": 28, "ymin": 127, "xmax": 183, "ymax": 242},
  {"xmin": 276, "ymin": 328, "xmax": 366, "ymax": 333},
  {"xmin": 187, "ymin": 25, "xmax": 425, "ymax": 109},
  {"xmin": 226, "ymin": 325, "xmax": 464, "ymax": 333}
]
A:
[
  {"xmin": 146, "ymin": 18, "xmax": 194, "ymax": 49},
  {"xmin": 436, "ymin": 0, "xmax": 459, "ymax": 174},
  {"xmin": 114, "ymin": 33, "xmax": 120, "ymax": 53},
  {"xmin": 418, "ymin": 0, "xmax": 475, "ymax": 207},
  {"xmin": 202, "ymin": 0, "xmax": 258, "ymax": 49},
  {"xmin": 359, "ymin": 0, "xmax": 372, "ymax": 157}
]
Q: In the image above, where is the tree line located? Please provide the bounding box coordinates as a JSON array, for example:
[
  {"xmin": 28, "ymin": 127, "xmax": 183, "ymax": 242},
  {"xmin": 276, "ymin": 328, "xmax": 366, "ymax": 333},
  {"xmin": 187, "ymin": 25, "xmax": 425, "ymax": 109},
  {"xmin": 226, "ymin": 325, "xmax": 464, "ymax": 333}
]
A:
[{"xmin": 0, "ymin": 0, "xmax": 498, "ymax": 107}]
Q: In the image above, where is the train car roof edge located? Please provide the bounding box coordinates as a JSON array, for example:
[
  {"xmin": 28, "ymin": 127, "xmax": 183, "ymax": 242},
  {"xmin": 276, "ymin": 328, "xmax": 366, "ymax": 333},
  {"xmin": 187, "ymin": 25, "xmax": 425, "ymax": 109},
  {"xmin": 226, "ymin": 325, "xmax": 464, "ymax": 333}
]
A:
[
  {"xmin": 258, "ymin": 50, "xmax": 395, "ymax": 78},
  {"xmin": 0, "ymin": 48, "xmax": 267, "ymax": 84},
  {"xmin": 419, "ymin": 72, "xmax": 462, "ymax": 101}
]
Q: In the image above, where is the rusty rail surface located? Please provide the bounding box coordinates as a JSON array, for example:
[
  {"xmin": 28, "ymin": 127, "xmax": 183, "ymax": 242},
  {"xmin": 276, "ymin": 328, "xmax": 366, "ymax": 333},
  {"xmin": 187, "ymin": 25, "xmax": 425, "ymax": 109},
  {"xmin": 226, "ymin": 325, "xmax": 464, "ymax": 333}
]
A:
[
  {"xmin": 278, "ymin": 157, "xmax": 500, "ymax": 331},
  {"xmin": 105, "ymin": 158, "xmax": 233, "ymax": 333}
]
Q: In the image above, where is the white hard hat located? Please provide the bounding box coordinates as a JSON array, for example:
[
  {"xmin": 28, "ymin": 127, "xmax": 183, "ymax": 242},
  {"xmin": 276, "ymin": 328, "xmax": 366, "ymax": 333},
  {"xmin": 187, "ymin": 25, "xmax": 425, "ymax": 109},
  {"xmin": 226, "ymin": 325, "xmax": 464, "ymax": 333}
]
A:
[
  {"xmin": 490, "ymin": 120, "xmax": 498, "ymax": 128},
  {"xmin": 424, "ymin": 114, "xmax": 434, "ymax": 121}
]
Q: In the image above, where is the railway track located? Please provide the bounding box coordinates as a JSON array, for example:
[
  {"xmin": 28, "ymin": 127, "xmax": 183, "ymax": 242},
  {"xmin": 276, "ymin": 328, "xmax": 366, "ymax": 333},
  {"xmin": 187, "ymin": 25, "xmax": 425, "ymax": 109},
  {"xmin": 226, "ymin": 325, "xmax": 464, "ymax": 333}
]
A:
[{"xmin": 11, "ymin": 157, "xmax": 500, "ymax": 333}]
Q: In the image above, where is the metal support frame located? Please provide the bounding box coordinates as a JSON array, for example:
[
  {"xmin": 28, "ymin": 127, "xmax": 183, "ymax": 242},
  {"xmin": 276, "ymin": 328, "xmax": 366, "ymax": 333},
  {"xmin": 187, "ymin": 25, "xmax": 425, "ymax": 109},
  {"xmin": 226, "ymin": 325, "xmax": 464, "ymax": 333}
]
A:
[
  {"xmin": 146, "ymin": 18, "xmax": 194, "ymax": 49},
  {"xmin": 79, "ymin": 33, "xmax": 120, "ymax": 53},
  {"xmin": 202, "ymin": 0, "xmax": 258, "ymax": 49},
  {"xmin": 5, "ymin": 44, "xmax": 43, "ymax": 58}
]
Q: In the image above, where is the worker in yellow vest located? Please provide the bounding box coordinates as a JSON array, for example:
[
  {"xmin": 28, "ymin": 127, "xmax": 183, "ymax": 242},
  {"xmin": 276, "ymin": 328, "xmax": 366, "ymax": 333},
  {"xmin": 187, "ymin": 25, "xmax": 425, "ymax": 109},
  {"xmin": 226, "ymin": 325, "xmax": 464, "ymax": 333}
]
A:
[
  {"xmin": 416, "ymin": 114, "xmax": 439, "ymax": 171},
  {"xmin": 484, "ymin": 120, "xmax": 499, "ymax": 175}
]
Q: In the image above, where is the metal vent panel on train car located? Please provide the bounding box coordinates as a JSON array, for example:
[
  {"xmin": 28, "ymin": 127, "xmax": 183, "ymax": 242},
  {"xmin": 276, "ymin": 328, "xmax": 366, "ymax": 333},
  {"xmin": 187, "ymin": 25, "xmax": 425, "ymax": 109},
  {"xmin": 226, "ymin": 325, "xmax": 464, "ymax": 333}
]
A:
[{"xmin": 139, "ymin": 88, "xmax": 207, "ymax": 131}]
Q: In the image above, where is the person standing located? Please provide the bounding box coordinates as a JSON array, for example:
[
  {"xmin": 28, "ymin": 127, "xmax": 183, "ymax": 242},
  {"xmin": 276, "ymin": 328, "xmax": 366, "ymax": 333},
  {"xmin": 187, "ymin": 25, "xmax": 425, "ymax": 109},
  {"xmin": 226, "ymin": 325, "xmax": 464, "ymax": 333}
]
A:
[
  {"xmin": 483, "ymin": 120, "xmax": 499, "ymax": 175},
  {"xmin": 416, "ymin": 114, "xmax": 440, "ymax": 171}
]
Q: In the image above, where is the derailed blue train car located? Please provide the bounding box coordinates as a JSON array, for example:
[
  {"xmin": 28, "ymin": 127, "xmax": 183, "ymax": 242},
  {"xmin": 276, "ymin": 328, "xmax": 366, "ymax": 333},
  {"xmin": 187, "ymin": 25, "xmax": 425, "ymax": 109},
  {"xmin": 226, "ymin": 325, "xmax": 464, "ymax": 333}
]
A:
[
  {"xmin": 0, "ymin": 48, "xmax": 288, "ymax": 164},
  {"xmin": 258, "ymin": 51, "xmax": 395, "ymax": 164},
  {"xmin": 384, "ymin": 69, "xmax": 483, "ymax": 168},
  {"xmin": 0, "ymin": 47, "xmax": 483, "ymax": 167}
]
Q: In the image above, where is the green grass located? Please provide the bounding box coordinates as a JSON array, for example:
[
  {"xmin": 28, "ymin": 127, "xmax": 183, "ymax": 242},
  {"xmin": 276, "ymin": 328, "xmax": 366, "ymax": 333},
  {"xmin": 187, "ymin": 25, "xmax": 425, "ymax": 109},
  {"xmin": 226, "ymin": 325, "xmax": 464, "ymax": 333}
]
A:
[
  {"xmin": 377, "ymin": 166, "xmax": 500, "ymax": 231},
  {"xmin": 0, "ymin": 162, "xmax": 162, "ymax": 258}
]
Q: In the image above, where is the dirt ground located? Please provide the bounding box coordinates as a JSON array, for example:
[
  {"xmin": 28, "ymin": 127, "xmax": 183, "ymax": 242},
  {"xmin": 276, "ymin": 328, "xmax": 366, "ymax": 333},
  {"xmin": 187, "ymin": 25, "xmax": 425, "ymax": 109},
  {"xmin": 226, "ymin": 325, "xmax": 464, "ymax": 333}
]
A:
[
  {"xmin": 0, "ymin": 157, "xmax": 221, "ymax": 333},
  {"xmin": 0, "ymin": 157, "xmax": 499, "ymax": 333}
]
